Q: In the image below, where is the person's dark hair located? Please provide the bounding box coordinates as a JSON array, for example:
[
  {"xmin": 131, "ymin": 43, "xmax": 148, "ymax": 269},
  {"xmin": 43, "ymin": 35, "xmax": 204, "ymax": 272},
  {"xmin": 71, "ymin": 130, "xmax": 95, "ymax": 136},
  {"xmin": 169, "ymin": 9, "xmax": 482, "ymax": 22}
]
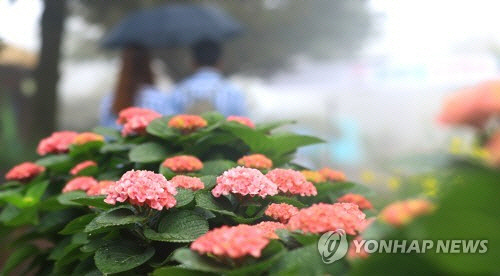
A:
[
  {"xmin": 192, "ymin": 39, "xmax": 222, "ymax": 67},
  {"xmin": 112, "ymin": 47, "xmax": 154, "ymax": 114}
]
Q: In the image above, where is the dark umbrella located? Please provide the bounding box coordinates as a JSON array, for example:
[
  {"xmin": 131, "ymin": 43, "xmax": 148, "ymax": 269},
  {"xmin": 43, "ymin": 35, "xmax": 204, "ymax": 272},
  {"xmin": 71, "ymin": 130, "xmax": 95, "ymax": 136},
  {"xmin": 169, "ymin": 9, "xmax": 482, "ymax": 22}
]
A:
[{"xmin": 102, "ymin": 4, "xmax": 244, "ymax": 48}]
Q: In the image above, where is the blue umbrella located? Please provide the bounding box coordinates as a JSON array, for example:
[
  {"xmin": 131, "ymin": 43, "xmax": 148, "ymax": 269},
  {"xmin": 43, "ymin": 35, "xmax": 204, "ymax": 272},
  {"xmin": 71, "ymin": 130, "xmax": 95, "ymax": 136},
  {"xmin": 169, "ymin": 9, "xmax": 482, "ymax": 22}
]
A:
[{"xmin": 102, "ymin": 4, "xmax": 244, "ymax": 48}]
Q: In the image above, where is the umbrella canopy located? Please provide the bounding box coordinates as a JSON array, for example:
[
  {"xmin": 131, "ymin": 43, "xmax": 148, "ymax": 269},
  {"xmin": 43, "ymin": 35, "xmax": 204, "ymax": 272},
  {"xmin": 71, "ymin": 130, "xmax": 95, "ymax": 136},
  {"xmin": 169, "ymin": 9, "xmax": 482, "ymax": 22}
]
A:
[{"xmin": 102, "ymin": 4, "xmax": 244, "ymax": 49}]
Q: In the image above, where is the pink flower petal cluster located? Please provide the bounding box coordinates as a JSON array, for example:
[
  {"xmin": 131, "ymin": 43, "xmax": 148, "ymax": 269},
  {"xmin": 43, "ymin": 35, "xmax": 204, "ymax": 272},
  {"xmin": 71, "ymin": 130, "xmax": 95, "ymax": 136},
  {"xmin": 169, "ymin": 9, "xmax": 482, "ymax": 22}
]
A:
[
  {"xmin": 212, "ymin": 167, "xmax": 278, "ymax": 198},
  {"xmin": 266, "ymin": 168, "xmax": 317, "ymax": 196},
  {"xmin": 379, "ymin": 199, "xmax": 434, "ymax": 227},
  {"xmin": 337, "ymin": 193, "xmax": 373, "ymax": 210},
  {"xmin": 72, "ymin": 132, "xmax": 104, "ymax": 145},
  {"xmin": 191, "ymin": 225, "xmax": 270, "ymax": 258},
  {"xmin": 62, "ymin": 176, "xmax": 98, "ymax": 193},
  {"xmin": 105, "ymin": 170, "xmax": 177, "ymax": 210},
  {"xmin": 5, "ymin": 162, "xmax": 45, "ymax": 181},
  {"xmin": 70, "ymin": 160, "xmax": 97, "ymax": 176},
  {"xmin": 86, "ymin": 180, "xmax": 114, "ymax": 196},
  {"xmin": 438, "ymin": 80, "xmax": 500, "ymax": 128},
  {"xmin": 170, "ymin": 175, "xmax": 204, "ymax": 191},
  {"xmin": 227, "ymin": 116, "xmax": 255, "ymax": 128},
  {"xmin": 237, "ymin": 154, "xmax": 273, "ymax": 169},
  {"xmin": 265, "ymin": 203, "xmax": 299, "ymax": 223},
  {"xmin": 37, "ymin": 131, "xmax": 79, "ymax": 155},
  {"xmin": 319, "ymin": 167, "xmax": 347, "ymax": 182},
  {"xmin": 168, "ymin": 114, "xmax": 207, "ymax": 133},
  {"xmin": 300, "ymin": 170, "xmax": 326, "ymax": 183},
  {"xmin": 117, "ymin": 107, "xmax": 161, "ymax": 136},
  {"xmin": 253, "ymin": 221, "xmax": 287, "ymax": 239},
  {"xmin": 162, "ymin": 155, "xmax": 203, "ymax": 172},
  {"xmin": 287, "ymin": 203, "xmax": 366, "ymax": 235}
]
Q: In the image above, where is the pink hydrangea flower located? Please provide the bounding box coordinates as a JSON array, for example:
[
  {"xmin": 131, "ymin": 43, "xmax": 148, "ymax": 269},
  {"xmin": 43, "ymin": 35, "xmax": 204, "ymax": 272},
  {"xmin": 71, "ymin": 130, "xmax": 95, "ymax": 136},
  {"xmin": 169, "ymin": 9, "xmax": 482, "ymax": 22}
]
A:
[
  {"xmin": 70, "ymin": 160, "xmax": 97, "ymax": 176},
  {"xmin": 116, "ymin": 107, "xmax": 161, "ymax": 136},
  {"xmin": 161, "ymin": 155, "xmax": 203, "ymax": 172},
  {"xmin": 227, "ymin": 116, "xmax": 255, "ymax": 128},
  {"xmin": 62, "ymin": 176, "xmax": 98, "ymax": 193},
  {"xmin": 191, "ymin": 225, "xmax": 270, "ymax": 259},
  {"xmin": 105, "ymin": 170, "xmax": 177, "ymax": 210},
  {"xmin": 72, "ymin": 132, "xmax": 104, "ymax": 145},
  {"xmin": 5, "ymin": 162, "xmax": 45, "ymax": 181},
  {"xmin": 212, "ymin": 167, "xmax": 278, "ymax": 198},
  {"xmin": 300, "ymin": 170, "xmax": 326, "ymax": 183},
  {"xmin": 168, "ymin": 114, "xmax": 207, "ymax": 133},
  {"xmin": 37, "ymin": 131, "xmax": 79, "ymax": 155},
  {"xmin": 265, "ymin": 203, "xmax": 299, "ymax": 223},
  {"xmin": 237, "ymin": 154, "xmax": 273, "ymax": 169},
  {"xmin": 266, "ymin": 168, "xmax": 317, "ymax": 196},
  {"xmin": 287, "ymin": 203, "xmax": 367, "ymax": 235},
  {"xmin": 337, "ymin": 193, "xmax": 373, "ymax": 210},
  {"xmin": 319, "ymin": 167, "xmax": 347, "ymax": 182},
  {"xmin": 86, "ymin": 180, "xmax": 114, "ymax": 196},
  {"xmin": 170, "ymin": 175, "xmax": 204, "ymax": 190},
  {"xmin": 379, "ymin": 199, "xmax": 435, "ymax": 227},
  {"xmin": 253, "ymin": 221, "xmax": 287, "ymax": 239}
]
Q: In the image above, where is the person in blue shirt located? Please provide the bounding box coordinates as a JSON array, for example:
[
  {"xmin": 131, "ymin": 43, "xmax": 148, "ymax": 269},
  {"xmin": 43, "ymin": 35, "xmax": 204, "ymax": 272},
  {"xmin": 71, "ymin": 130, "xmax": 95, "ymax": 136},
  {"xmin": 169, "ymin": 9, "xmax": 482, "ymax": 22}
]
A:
[
  {"xmin": 169, "ymin": 40, "xmax": 247, "ymax": 116},
  {"xmin": 99, "ymin": 47, "xmax": 174, "ymax": 128}
]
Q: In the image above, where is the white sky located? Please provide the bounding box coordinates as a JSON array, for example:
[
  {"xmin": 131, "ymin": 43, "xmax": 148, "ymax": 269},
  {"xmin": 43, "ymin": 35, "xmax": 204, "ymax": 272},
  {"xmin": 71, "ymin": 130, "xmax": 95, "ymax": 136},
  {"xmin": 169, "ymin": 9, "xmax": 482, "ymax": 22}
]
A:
[{"xmin": 2, "ymin": 0, "xmax": 500, "ymax": 55}]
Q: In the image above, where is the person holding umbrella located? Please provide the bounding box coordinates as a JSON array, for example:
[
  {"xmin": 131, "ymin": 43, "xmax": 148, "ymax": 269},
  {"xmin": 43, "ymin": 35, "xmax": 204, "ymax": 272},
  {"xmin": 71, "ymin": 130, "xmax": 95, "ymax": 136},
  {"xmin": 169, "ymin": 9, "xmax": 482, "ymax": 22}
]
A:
[
  {"xmin": 99, "ymin": 46, "xmax": 173, "ymax": 128},
  {"xmin": 169, "ymin": 39, "xmax": 247, "ymax": 116}
]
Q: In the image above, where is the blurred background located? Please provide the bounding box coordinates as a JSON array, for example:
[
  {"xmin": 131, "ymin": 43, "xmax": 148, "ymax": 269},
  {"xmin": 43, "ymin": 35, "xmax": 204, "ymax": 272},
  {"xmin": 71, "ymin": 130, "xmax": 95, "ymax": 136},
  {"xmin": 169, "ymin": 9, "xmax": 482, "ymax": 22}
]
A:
[{"xmin": 2, "ymin": 0, "xmax": 499, "ymax": 183}]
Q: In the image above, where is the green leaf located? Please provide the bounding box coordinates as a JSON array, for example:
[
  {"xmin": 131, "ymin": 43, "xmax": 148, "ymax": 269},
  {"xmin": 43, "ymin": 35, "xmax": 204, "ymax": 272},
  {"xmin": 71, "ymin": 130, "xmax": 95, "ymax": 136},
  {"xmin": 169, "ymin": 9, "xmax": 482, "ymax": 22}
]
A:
[
  {"xmin": 36, "ymin": 154, "xmax": 73, "ymax": 172},
  {"xmin": 198, "ymin": 160, "xmax": 236, "ymax": 175},
  {"xmin": 70, "ymin": 195, "xmax": 112, "ymax": 210},
  {"xmin": 25, "ymin": 180, "xmax": 49, "ymax": 202},
  {"xmin": 268, "ymin": 195, "xmax": 307, "ymax": 208},
  {"xmin": 255, "ymin": 120, "xmax": 296, "ymax": 132},
  {"xmin": 92, "ymin": 126, "xmax": 121, "ymax": 140},
  {"xmin": 0, "ymin": 204, "xmax": 38, "ymax": 226},
  {"xmin": 270, "ymin": 133, "xmax": 324, "ymax": 155},
  {"xmin": 153, "ymin": 266, "xmax": 217, "ymax": 276},
  {"xmin": 147, "ymin": 116, "xmax": 177, "ymax": 139},
  {"xmin": 85, "ymin": 206, "xmax": 144, "ymax": 233},
  {"xmin": 200, "ymin": 175, "xmax": 217, "ymax": 190},
  {"xmin": 100, "ymin": 143, "xmax": 133, "ymax": 153},
  {"xmin": 59, "ymin": 214, "xmax": 97, "ymax": 235},
  {"xmin": 175, "ymin": 188, "xmax": 195, "ymax": 207},
  {"xmin": 69, "ymin": 141, "xmax": 104, "ymax": 157},
  {"xmin": 228, "ymin": 240, "xmax": 285, "ymax": 276},
  {"xmin": 1, "ymin": 244, "xmax": 38, "ymax": 275},
  {"xmin": 195, "ymin": 190, "xmax": 236, "ymax": 217},
  {"xmin": 221, "ymin": 124, "xmax": 274, "ymax": 154},
  {"xmin": 144, "ymin": 210, "xmax": 208, "ymax": 242},
  {"xmin": 94, "ymin": 241, "xmax": 155, "ymax": 274},
  {"xmin": 201, "ymin": 111, "xmax": 224, "ymax": 124},
  {"xmin": 57, "ymin": 191, "xmax": 88, "ymax": 206},
  {"xmin": 129, "ymin": 142, "xmax": 169, "ymax": 163},
  {"xmin": 172, "ymin": 248, "xmax": 228, "ymax": 273}
]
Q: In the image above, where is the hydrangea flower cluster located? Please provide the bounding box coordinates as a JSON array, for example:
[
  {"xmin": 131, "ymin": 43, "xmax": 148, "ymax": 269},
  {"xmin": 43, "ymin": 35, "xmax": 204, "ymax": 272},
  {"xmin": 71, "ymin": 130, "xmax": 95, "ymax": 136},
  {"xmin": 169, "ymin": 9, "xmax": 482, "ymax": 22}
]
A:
[
  {"xmin": 319, "ymin": 167, "xmax": 347, "ymax": 182},
  {"xmin": 161, "ymin": 155, "xmax": 203, "ymax": 172},
  {"xmin": 72, "ymin": 132, "xmax": 104, "ymax": 145},
  {"xmin": 170, "ymin": 175, "xmax": 204, "ymax": 190},
  {"xmin": 253, "ymin": 221, "xmax": 287, "ymax": 239},
  {"xmin": 265, "ymin": 203, "xmax": 299, "ymax": 223},
  {"xmin": 168, "ymin": 114, "xmax": 207, "ymax": 133},
  {"xmin": 86, "ymin": 180, "xmax": 114, "ymax": 196},
  {"xmin": 116, "ymin": 107, "xmax": 161, "ymax": 136},
  {"xmin": 237, "ymin": 154, "xmax": 273, "ymax": 170},
  {"xmin": 70, "ymin": 160, "xmax": 97, "ymax": 176},
  {"xmin": 62, "ymin": 176, "xmax": 98, "ymax": 193},
  {"xmin": 227, "ymin": 116, "xmax": 255, "ymax": 128},
  {"xmin": 104, "ymin": 170, "xmax": 177, "ymax": 210},
  {"xmin": 191, "ymin": 225, "xmax": 270, "ymax": 258},
  {"xmin": 37, "ymin": 131, "xmax": 79, "ymax": 155},
  {"xmin": 300, "ymin": 170, "xmax": 326, "ymax": 183},
  {"xmin": 379, "ymin": 199, "xmax": 434, "ymax": 227},
  {"xmin": 212, "ymin": 167, "xmax": 278, "ymax": 198},
  {"xmin": 5, "ymin": 162, "xmax": 45, "ymax": 181},
  {"xmin": 287, "ymin": 203, "xmax": 366, "ymax": 235},
  {"xmin": 265, "ymin": 168, "xmax": 317, "ymax": 196},
  {"xmin": 337, "ymin": 193, "xmax": 373, "ymax": 210}
]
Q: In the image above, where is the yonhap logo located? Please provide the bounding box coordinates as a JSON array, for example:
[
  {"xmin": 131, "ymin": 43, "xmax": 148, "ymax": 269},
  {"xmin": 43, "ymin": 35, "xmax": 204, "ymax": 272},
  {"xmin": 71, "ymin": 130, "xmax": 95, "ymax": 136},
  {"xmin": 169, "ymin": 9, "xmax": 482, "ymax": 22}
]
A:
[{"xmin": 317, "ymin": 229, "xmax": 348, "ymax": 264}]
